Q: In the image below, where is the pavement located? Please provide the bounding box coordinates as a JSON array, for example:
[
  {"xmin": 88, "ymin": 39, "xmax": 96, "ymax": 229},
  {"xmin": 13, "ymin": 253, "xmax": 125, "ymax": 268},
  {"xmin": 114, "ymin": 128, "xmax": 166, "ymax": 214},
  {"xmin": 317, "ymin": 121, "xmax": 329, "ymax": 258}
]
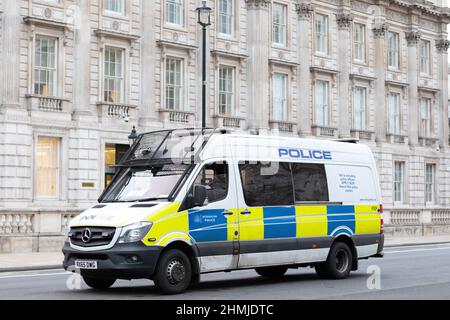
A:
[
  {"xmin": 1, "ymin": 243, "xmax": 450, "ymax": 299},
  {"xmin": 1, "ymin": 235, "xmax": 450, "ymax": 272}
]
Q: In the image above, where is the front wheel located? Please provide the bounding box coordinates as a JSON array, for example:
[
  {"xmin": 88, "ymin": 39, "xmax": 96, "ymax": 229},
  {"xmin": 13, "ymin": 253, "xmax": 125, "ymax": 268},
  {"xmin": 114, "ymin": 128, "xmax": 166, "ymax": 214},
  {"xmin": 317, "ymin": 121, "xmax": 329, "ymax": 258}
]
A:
[
  {"xmin": 82, "ymin": 276, "xmax": 116, "ymax": 290},
  {"xmin": 153, "ymin": 249, "xmax": 192, "ymax": 294},
  {"xmin": 255, "ymin": 266, "xmax": 288, "ymax": 278},
  {"xmin": 315, "ymin": 242, "xmax": 353, "ymax": 279}
]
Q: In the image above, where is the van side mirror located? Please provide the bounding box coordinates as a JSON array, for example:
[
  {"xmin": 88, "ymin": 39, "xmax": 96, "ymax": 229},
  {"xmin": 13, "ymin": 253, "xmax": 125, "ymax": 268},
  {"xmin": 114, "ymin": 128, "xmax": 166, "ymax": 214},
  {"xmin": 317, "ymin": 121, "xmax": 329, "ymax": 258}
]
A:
[{"xmin": 193, "ymin": 184, "xmax": 207, "ymax": 207}]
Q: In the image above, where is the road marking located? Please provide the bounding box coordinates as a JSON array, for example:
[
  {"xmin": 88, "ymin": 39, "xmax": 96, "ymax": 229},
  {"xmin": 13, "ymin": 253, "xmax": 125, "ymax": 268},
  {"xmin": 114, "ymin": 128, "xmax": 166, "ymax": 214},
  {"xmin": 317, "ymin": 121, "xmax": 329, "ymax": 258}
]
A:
[
  {"xmin": 387, "ymin": 246, "xmax": 450, "ymax": 254},
  {"xmin": 0, "ymin": 271, "xmax": 70, "ymax": 280}
]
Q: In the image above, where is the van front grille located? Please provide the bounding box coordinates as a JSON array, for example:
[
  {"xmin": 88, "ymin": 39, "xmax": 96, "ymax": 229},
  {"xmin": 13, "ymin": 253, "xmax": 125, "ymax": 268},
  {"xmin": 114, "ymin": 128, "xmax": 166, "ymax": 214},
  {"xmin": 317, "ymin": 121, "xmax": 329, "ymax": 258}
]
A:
[{"xmin": 69, "ymin": 227, "xmax": 116, "ymax": 248}]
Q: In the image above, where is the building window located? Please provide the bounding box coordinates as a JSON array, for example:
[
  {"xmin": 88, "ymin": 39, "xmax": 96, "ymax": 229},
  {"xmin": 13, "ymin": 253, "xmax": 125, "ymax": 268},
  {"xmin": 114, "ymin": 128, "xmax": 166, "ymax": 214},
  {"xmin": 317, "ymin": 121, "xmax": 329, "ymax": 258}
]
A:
[
  {"xmin": 420, "ymin": 39, "xmax": 431, "ymax": 75},
  {"xmin": 35, "ymin": 136, "xmax": 60, "ymax": 198},
  {"xmin": 105, "ymin": 0, "xmax": 125, "ymax": 14},
  {"xmin": 315, "ymin": 80, "xmax": 329, "ymax": 126},
  {"xmin": 354, "ymin": 86, "xmax": 367, "ymax": 130},
  {"xmin": 165, "ymin": 0, "xmax": 183, "ymax": 26},
  {"xmin": 425, "ymin": 164, "xmax": 435, "ymax": 203},
  {"xmin": 218, "ymin": 0, "xmax": 233, "ymax": 36},
  {"xmin": 388, "ymin": 92, "xmax": 401, "ymax": 134},
  {"xmin": 105, "ymin": 144, "xmax": 129, "ymax": 188},
  {"xmin": 272, "ymin": 3, "xmax": 287, "ymax": 46},
  {"xmin": 34, "ymin": 35, "xmax": 57, "ymax": 96},
  {"xmin": 218, "ymin": 65, "xmax": 235, "ymax": 116},
  {"xmin": 388, "ymin": 32, "xmax": 399, "ymax": 69},
  {"xmin": 315, "ymin": 14, "xmax": 328, "ymax": 55},
  {"xmin": 353, "ymin": 23, "xmax": 366, "ymax": 63},
  {"xmin": 393, "ymin": 161, "xmax": 404, "ymax": 203},
  {"xmin": 104, "ymin": 46, "xmax": 125, "ymax": 103},
  {"xmin": 273, "ymin": 73, "xmax": 288, "ymax": 121},
  {"xmin": 165, "ymin": 57, "xmax": 183, "ymax": 110},
  {"xmin": 420, "ymin": 98, "xmax": 431, "ymax": 137}
]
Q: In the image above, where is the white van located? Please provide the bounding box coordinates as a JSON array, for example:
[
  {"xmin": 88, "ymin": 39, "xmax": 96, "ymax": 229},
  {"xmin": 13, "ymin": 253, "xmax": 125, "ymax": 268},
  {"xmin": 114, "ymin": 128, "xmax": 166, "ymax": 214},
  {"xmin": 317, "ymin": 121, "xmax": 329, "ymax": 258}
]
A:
[{"xmin": 63, "ymin": 128, "xmax": 384, "ymax": 294}]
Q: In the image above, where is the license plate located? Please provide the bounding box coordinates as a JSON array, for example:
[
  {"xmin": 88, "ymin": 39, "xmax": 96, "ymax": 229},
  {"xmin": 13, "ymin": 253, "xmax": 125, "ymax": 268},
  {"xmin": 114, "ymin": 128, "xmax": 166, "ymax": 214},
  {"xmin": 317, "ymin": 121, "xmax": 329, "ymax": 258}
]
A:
[{"xmin": 75, "ymin": 260, "xmax": 98, "ymax": 270}]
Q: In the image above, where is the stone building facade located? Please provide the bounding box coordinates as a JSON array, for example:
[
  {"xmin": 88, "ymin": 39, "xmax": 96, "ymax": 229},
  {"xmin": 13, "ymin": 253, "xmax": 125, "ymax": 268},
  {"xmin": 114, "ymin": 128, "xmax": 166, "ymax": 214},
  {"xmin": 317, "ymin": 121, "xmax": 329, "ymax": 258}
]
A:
[{"xmin": 1, "ymin": 0, "xmax": 450, "ymax": 253}]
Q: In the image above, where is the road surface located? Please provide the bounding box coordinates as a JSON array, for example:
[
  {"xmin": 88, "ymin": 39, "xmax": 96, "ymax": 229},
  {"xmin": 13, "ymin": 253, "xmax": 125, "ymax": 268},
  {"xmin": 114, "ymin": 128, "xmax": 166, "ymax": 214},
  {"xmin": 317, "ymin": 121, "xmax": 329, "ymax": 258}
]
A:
[{"xmin": 1, "ymin": 243, "xmax": 450, "ymax": 300}]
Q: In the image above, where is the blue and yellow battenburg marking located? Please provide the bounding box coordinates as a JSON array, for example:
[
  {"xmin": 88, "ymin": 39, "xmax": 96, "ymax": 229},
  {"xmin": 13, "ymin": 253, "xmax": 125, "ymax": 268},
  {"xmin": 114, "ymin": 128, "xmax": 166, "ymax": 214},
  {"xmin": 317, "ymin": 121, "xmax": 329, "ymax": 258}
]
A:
[{"xmin": 184, "ymin": 204, "xmax": 381, "ymax": 243}]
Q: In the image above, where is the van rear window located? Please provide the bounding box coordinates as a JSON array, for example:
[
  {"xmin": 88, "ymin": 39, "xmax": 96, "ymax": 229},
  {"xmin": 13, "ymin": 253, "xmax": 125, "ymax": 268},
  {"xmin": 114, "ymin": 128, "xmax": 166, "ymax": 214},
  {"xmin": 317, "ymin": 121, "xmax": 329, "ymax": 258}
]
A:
[
  {"xmin": 238, "ymin": 162, "xmax": 294, "ymax": 207},
  {"xmin": 292, "ymin": 163, "xmax": 329, "ymax": 202},
  {"xmin": 238, "ymin": 162, "xmax": 329, "ymax": 206}
]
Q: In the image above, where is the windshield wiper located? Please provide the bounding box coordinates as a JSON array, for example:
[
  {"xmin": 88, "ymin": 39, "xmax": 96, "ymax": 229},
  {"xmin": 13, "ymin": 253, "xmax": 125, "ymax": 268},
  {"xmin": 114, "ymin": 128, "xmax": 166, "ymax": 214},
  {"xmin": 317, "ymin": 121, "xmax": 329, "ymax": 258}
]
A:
[{"xmin": 135, "ymin": 197, "xmax": 168, "ymax": 202}]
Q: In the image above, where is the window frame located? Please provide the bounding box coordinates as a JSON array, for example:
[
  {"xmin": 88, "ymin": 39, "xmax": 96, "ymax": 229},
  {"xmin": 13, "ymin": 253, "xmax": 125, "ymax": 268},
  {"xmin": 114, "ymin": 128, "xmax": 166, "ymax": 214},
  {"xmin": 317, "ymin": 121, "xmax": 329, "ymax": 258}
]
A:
[
  {"xmin": 353, "ymin": 86, "xmax": 367, "ymax": 130},
  {"xmin": 314, "ymin": 13, "xmax": 329, "ymax": 56},
  {"xmin": 420, "ymin": 39, "xmax": 431, "ymax": 76},
  {"xmin": 353, "ymin": 23, "xmax": 366, "ymax": 64},
  {"xmin": 164, "ymin": 56, "xmax": 184, "ymax": 111},
  {"xmin": 387, "ymin": 31, "xmax": 400, "ymax": 70},
  {"xmin": 272, "ymin": 72, "xmax": 289, "ymax": 121},
  {"xmin": 272, "ymin": 2, "xmax": 288, "ymax": 47},
  {"xmin": 217, "ymin": 0, "xmax": 234, "ymax": 37},
  {"xmin": 104, "ymin": 0, "xmax": 126, "ymax": 15},
  {"xmin": 34, "ymin": 135, "xmax": 62, "ymax": 200},
  {"xmin": 314, "ymin": 79, "xmax": 330, "ymax": 127},
  {"xmin": 103, "ymin": 45, "xmax": 126, "ymax": 104},
  {"xmin": 393, "ymin": 161, "xmax": 405, "ymax": 204},
  {"xmin": 419, "ymin": 97, "xmax": 432, "ymax": 138},
  {"xmin": 425, "ymin": 163, "xmax": 435, "ymax": 204},
  {"xmin": 33, "ymin": 34, "xmax": 59, "ymax": 97},
  {"xmin": 388, "ymin": 91, "xmax": 401, "ymax": 134},
  {"xmin": 218, "ymin": 64, "xmax": 236, "ymax": 116},
  {"xmin": 165, "ymin": 0, "xmax": 184, "ymax": 28}
]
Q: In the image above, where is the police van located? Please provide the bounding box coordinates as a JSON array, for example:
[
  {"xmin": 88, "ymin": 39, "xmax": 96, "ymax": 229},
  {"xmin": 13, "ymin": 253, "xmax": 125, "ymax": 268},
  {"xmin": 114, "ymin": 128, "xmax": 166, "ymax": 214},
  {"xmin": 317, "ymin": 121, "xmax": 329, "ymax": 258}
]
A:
[{"xmin": 63, "ymin": 128, "xmax": 384, "ymax": 294}]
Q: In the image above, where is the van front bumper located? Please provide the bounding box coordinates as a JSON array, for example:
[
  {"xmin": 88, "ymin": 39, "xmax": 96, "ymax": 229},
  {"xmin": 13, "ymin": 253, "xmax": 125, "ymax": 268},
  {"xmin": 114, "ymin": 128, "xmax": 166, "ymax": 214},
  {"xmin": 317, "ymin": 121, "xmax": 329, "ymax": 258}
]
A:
[{"xmin": 62, "ymin": 242, "xmax": 163, "ymax": 280}]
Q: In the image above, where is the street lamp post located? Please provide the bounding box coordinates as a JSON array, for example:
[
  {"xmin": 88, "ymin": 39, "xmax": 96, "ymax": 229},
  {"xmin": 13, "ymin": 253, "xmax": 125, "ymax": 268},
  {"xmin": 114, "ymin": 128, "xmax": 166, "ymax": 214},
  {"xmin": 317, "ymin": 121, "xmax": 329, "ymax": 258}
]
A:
[
  {"xmin": 196, "ymin": 1, "xmax": 211, "ymax": 129},
  {"xmin": 128, "ymin": 126, "xmax": 138, "ymax": 147}
]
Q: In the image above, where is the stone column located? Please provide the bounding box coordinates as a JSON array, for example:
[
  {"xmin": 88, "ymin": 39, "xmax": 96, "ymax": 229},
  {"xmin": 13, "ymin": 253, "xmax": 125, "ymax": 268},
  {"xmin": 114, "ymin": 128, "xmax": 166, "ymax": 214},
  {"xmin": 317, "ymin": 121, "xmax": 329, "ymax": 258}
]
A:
[
  {"xmin": 436, "ymin": 38, "xmax": 450, "ymax": 149},
  {"xmin": 296, "ymin": 2, "xmax": 313, "ymax": 137},
  {"xmin": 0, "ymin": 1, "xmax": 21, "ymax": 108},
  {"xmin": 139, "ymin": 0, "xmax": 158, "ymax": 127},
  {"xmin": 405, "ymin": 30, "xmax": 421, "ymax": 147},
  {"xmin": 336, "ymin": 12, "xmax": 353, "ymax": 139},
  {"xmin": 373, "ymin": 23, "xmax": 389, "ymax": 143},
  {"xmin": 245, "ymin": 0, "xmax": 270, "ymax": 132},
  {"xmin": 72, "ymin": 0, "xmax": 93, "ymax": 121}
]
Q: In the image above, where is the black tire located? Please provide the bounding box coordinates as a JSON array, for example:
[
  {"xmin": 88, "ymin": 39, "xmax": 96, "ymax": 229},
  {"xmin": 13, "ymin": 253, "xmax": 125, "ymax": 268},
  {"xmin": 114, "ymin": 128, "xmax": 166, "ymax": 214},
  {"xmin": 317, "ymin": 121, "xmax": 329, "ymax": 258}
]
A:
[
  {"xmin": 315, "ymin": 242, "xmax": 353, "ymax": 279},
  {"xmin": 255, "ymin": 266, "xmax": 288, "ymax": 278},
  {"xmin": 82, "ymin": 276, "xmax": 116, "ymax": 290},
  {"xmin": 153, "ymin": 249, "xmax": 192, "ymax": 294}
]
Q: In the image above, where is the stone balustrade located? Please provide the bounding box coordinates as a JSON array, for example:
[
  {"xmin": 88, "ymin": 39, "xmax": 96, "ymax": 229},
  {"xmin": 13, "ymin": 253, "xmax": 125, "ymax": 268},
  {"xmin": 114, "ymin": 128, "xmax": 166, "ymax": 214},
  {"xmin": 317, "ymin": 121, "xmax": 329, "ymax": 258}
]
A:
[
  {"xmin": 311, "ymin": 125, "xmax": 338, "ymax": 138},
  {"xmin": 97, "ymin": 102, "xmax": 138, "ymax": 123},
  {"xmin": 159, "ymin": 109, "xmax": 195, "ymax": 125},
  {"xmin": 350, "ymin": 129, "xmax": 376, "ymax": 141},
  {"xmin": 0, "ymin": 213, "xmax": 33, "ymax": 234},
  {"xmin": 214, "ymin": 115, "xmax": 246, "ymax": 129},
  {"xmin": 26, "ymin": 94, "xmax": 72, "ymax": 113},
  {"xmin": 269, "ymin": 120, "xmax": 297, "ymax": 133}
]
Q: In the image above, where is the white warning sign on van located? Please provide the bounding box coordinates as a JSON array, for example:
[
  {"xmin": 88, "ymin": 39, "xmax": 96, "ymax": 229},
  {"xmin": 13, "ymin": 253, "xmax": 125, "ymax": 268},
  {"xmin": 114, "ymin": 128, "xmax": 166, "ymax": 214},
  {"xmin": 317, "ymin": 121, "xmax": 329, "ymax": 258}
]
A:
[{"xmin": 326, "ymin": 165, "xmax": 377, "ymax": 203}]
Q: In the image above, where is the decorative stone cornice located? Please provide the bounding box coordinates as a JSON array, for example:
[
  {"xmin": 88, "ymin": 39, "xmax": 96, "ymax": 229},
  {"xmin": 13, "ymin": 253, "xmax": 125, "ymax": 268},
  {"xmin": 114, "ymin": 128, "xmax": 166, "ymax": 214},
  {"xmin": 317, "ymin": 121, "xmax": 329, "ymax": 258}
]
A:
[
  {"xmin": 245, "ymin": 0, "xmax": 271, "ymax": 9},
  {"xmin": 405, "ymin": 31, "xmax": 421, "ymax": 46},
  {"xmin": 436, "ymin": 39, "xmax": 450, "ymax": 53},
  {"xmin": 296, "ymin": 2, "xmax": 314, "ymax": 20},
  {"xmin": 372, "ymin": 23, "xmax": 389, "ymax": 38},
  {"xmin": 336, "ymin": 12, "xmax": 354, "ymax": 29}
]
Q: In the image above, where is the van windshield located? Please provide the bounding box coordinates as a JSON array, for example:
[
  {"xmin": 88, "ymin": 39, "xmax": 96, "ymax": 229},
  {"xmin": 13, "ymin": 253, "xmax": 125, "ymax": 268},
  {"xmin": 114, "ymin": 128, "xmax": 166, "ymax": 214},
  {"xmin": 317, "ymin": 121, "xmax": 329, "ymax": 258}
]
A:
[{"xmin": 102, "ymin": 164, "xmax": 191, "ymax": 203}]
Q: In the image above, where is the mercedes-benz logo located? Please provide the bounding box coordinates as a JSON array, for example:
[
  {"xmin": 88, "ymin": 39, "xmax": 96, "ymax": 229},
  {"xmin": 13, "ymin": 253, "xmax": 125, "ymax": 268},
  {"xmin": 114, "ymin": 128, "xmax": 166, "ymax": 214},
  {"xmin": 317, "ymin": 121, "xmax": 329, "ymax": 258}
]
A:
[{"xmin": 81, "ymin": 228, "xmax": 92, "ymax": 243}]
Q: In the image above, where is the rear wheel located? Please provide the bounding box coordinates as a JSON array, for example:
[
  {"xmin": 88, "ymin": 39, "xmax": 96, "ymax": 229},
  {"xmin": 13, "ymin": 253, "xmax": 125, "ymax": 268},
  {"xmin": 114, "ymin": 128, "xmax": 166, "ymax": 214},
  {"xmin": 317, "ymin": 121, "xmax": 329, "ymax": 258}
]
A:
[
  {"xmin": 255, "ymin": 266, "xmax": 288, "ymax": 278},
  {"xmin": 315, "ymin": 242, "xmax": 353, "ymax": 279},
  {"xmin": 82, "ymin": 276, "xmax": 116, "ymax": 290},
  {"xmin": 153, "ymin": 249, "xmax": 192, "ymax": 294}
]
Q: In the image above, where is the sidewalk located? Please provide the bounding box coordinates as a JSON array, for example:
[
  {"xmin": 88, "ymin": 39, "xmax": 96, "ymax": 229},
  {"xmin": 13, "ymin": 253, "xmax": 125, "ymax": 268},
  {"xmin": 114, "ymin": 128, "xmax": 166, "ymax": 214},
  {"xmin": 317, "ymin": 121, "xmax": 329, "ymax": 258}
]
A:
[{"xmin": 1, "ymin": 236, "xmax": 450, "ymax": 272}]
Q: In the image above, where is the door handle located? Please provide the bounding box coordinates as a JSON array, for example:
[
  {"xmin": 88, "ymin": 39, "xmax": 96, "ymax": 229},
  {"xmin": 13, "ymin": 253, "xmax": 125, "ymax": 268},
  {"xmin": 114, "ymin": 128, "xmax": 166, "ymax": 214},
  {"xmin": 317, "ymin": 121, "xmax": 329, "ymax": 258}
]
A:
[
  {"xmin": 222, "ymin": 210, "xmax": 234, "ymax": 217},
  {"xmin": 240, "ymin": 209, "xmax": 251, "ymax": 216}
]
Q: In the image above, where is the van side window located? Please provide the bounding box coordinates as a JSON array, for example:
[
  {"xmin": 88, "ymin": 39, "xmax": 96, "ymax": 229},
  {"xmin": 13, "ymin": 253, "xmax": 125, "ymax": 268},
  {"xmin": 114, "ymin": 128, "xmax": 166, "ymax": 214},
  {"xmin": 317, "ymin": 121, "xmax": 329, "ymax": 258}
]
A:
[
  {"xmin": 292, "ymin": 163, "xmax": 329, "ymax": 202},
  {"xmin": 239, "ymin": 162, "xmax": 294, "ymax": 206},
  {"xmin": 192, "ymin": 162, "xmax": 228, "ymax": 203}
]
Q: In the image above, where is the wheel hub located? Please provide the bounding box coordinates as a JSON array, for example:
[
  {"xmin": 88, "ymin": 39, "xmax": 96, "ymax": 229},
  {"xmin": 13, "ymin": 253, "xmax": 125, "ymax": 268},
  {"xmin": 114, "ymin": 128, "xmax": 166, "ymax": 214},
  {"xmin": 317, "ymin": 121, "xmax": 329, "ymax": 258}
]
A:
[
  {"xmin": 335, "ymin": 250, "xmax": 349, "ymax": 273},
  {"xmin": 166, "ymin": 259, "xmax": 186, "ymax": 284}
]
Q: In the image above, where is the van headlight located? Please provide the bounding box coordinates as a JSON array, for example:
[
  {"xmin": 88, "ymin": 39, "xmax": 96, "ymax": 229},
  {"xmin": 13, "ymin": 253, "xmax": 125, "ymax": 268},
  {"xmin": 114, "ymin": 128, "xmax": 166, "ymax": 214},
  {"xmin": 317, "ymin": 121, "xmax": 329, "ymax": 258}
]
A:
[{"xmin": 118, "ymin": 222, "xmax": 153, "ymax": 244}]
